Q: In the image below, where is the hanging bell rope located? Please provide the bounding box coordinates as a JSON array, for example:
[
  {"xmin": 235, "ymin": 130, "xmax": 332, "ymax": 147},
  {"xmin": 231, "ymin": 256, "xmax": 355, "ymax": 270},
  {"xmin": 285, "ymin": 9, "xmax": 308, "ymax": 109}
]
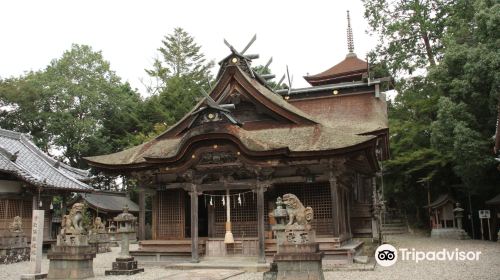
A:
[{"xmin": 224, "ymin": 189, "xmax": 234, "ymax": 244}]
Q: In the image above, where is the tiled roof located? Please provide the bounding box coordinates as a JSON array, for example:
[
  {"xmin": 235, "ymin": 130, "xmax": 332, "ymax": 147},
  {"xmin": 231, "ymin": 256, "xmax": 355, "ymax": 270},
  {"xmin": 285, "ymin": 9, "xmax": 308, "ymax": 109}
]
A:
[
  {"xmin": 0, "ymin": 128, "xmax": 92, "ymax": 192},
  {"xmin": 78, "ymin": 191, "xmax": 139, "ymax": 213}
]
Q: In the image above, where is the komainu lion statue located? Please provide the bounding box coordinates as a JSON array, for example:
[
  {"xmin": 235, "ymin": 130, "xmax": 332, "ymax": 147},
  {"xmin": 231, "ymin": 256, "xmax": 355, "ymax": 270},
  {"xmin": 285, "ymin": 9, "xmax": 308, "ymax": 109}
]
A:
[
  {"xmin": 92, "ymin": 217, "xmax": 106, "ymax": 233},
  {"xmin": 8, "ymin": 216, "xmax": 23, "ymax": 233},
  {"xmin": 282, "ymin": 193, "xmax": 314, "ymax": 225},
  {"xmin": 61, "ymin": 203, "xmax": 85, "ymax": 235}
]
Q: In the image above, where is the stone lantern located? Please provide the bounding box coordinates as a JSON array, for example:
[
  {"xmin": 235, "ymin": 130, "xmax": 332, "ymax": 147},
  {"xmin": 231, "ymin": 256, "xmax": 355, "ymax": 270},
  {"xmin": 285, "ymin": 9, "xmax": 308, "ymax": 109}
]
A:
[
  {"xmin": 453, "ymin": 203, "xmax": 465, "ymax": 230},
  {"xmin": 105, "ymin": 206, "xmax": 144, "ymax": 276},
  {"xmin": 108, "ymin": 221, "xmax": 119, "ymax": 247}
]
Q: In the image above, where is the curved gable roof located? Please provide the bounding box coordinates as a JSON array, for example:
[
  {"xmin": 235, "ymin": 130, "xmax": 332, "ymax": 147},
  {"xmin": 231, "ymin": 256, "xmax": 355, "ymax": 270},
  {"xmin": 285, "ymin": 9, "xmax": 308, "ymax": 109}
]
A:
[{"xmin": 84, "ymin": 56, "xmax": 377, "ymax": 170}]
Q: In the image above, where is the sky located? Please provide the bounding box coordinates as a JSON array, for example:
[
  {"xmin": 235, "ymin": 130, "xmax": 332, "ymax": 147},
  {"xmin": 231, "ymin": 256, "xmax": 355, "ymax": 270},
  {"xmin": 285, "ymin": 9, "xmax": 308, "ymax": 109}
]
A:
[{"xmin": 0, "ymin": 0, "xmax": 378, "ymax": 95}]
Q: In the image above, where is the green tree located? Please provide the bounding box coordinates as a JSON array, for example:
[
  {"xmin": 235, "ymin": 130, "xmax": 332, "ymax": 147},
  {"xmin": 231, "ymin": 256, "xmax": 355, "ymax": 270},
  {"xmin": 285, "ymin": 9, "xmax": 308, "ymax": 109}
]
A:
[
  {"xmin": 143, "ymin": 28, "xmax": 213, "ymax": 130},
  {"xmin": 362, "ymin": 0, "xmax": 448, "ymax": 75},
  {"xmin": 364, "ymin": 0, "xmax": 500, "ymax": 226},
  {"xmin": 0, "ymin": 44, "xmax": 144, "ymax": 167}
]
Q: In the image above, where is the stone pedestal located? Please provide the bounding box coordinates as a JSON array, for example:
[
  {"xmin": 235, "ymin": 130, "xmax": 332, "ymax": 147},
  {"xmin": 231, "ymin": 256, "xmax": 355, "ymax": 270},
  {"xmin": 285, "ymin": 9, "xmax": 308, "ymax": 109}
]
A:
[
  {"xmin": 46, "ymin": 235, "xmax": 96, "ymax": 279},
  {"xmin": 105, "ymin": 257, "xmax": 144, "ymax": 275},
  {"xmin": 264, "ymin": 194, "xmax": 324, "ymax": 280},
  {"xmin": 264, "ymin": 243, "xmax": 324, "ymax": 280},
  {"xmin": 0, "ymin": 232, "xmax": 30, "ymax": 264},
  {"xmin": 89, "ymin": 233, "xmax": 111, "ymax": 253}
]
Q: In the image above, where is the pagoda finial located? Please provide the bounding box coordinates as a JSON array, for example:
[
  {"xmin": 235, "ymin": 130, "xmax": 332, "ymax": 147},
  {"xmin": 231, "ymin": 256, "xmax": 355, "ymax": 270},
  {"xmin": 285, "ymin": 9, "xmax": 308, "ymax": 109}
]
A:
[{"xmin": 347, "ymin": 10, "xmax": 355, "ymax": 55}]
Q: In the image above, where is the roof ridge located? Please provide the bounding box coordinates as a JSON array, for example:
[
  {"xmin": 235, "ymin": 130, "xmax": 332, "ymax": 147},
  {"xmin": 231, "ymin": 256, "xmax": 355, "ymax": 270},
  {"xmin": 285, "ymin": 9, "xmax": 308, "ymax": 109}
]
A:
[
  {"xmin": 17, "ymin": 134, "xmax": 92, "ymax": 190},
  {"xmin": 0, "ymin": 128, "xmax": 22, "ymax": 140}
]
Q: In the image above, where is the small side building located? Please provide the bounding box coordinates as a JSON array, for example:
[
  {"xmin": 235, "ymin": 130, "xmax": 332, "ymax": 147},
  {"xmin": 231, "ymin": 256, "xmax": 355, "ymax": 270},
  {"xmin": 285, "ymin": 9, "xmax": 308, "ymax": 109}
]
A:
[
  {"xmin": 425, "ymin": 194, "xmax": 468, "ymax": 239},
  {"xmin": 70, "ymin": 191, "xmax": 139, "ymax": 241},
  {"xmin": 0, "ymin": 128, "xmax": 93, "ymax": 243}
]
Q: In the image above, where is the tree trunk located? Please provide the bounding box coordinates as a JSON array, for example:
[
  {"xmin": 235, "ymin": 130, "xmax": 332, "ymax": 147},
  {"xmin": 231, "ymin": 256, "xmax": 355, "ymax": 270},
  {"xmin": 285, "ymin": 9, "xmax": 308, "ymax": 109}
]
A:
[{"xmin": 421, "ymin": 31, "xmax": 436, "ymax": 66}]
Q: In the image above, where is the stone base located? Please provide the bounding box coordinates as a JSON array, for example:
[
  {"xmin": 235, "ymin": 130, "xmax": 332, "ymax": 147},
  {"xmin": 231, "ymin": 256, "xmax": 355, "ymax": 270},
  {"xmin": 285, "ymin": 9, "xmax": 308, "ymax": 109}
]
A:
[
  {"xmin": 89, "ymin": 233, "xmax": 111, "ymax": 253},
  {"xmin": 0, "ymin": 246, "xmax": 30, "ymax": 264},
  {"xmin": 264, "ymin": 243, "xmax": 325, "ymax": 280},
  {"xmin": 105, "ymin": 256, "xmax": 144, "ymax": 276},
  {"xmin": 0, "ymin": 233, "xmax": 30, "ymax": 264},
  {"xmin": 20, "ymin": 273, "xmax": 48, "ymax": 280},
  {"xmin": 431, "ymin": 228, "xmax": 470, "ymax": 239},
  {"xmin": 47, "ymin": 242, "xmax": 96, "ymax": 279}
]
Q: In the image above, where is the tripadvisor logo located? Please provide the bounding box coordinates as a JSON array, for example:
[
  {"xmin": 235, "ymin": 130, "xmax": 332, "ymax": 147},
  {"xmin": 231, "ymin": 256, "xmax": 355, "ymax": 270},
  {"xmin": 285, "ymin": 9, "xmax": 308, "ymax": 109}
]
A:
[
  {"xmin": 375, "ymin": 244, "xmax": 482, "ymax": 267},
  {"xmin": 375, "ymin": 244, "xmax": 398, "ymax": 267}
]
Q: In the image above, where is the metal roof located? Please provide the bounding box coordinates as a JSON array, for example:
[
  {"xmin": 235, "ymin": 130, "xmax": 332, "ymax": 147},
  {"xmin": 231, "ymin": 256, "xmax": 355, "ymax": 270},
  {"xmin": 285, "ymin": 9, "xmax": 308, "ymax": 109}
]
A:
[{"xmin": 0, "ymin": 128, "xmax": 92, "ymax": 192}]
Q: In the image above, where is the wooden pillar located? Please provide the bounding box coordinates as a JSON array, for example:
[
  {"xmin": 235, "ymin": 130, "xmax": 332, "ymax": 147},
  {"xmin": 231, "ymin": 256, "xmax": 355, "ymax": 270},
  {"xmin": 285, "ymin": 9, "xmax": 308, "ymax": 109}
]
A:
[
  {"xmin": 138, "ymin": 189, "xmax": 146, "ymax": 240},
  {"xmin": 189, "ymin": 185, "xmax": 199, "ymax": 263},
  {"xmin": 256, "ymin": 183, "xmax": 266, "ymax": 263},
  {"xmin": 152, "ymin": 190, "xmax": 158, "ymax": 240},
  {"xmin": 32, "ymin": 193, "xmax": 38, "ymax": 211},
  {"xmin": 346, "ymin": 185, "xmax": 352, "ymax": 238},
  {"xmin": 61, "ymin": 195, "xmax": 67, "ymax": 216},
  {"xmin": 329, "ymin": 176, "xmax": 340, "ymax": 237}
]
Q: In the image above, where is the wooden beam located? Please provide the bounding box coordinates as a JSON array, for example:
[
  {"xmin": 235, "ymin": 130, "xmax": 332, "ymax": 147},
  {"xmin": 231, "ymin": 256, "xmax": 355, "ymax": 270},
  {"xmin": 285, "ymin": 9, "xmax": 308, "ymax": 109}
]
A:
[{"xmin": 159, "ymin": 174, "xmax": 330, "ymax": 191}]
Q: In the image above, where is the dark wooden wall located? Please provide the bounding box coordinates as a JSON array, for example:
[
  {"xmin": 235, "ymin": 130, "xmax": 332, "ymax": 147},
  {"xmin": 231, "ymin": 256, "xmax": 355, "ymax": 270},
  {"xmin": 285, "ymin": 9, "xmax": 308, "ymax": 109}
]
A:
[{"xmin": 350, "ymin": 174, "xmax": 374, "ymax": 237}]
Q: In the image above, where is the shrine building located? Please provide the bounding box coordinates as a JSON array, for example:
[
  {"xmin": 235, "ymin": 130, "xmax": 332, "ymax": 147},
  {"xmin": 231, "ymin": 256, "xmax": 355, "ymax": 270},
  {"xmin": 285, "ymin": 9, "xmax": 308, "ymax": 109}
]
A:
[
  {"xmin": 85, "ymin": 14, "xmax": 391, "ymax": 264},
  {"xmin": 0, "ymin": 128, "xmax": 92, "ymax": 243}
]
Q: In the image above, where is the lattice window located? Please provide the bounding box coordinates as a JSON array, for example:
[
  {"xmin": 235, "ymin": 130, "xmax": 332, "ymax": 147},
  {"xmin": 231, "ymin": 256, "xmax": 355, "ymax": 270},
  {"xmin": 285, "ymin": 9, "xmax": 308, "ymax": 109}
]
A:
[
  {"xmin": 156, "ymin": 190, "xmax": 185, "ymax": 239},
  {"xmin": 0, "ymin": 200, "xmax": 5, "ymax": 219},
  {"xmin": 266, "ymin": 182, "xmax": 333, "ymax": 236},
  {"xmin": 7, "ymin": 199, "xmax": 21, "ymax": 219},
  {"xmin": 22, "ymin": 200, "xmax": 32, "ymax": 218},
  {"xmin": 212, "ymin": 190, "xmax": 258, "ymax": 238}
]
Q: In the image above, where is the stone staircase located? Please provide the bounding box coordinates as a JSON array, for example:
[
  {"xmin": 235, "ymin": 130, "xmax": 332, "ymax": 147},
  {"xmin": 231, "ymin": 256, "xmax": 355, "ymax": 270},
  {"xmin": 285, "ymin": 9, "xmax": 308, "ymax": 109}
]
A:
[{"xmin": 381, "ymin": 209, "xmax": 409, "ymax": 235}]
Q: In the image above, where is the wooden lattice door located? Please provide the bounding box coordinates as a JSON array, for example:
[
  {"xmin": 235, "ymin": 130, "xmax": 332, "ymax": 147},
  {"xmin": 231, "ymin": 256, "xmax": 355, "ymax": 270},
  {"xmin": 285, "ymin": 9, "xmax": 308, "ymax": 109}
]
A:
[
  {"xmin": 156, "ymin": 190, "xmax": 185, "ymax": 239},
  {"xmin": 267, "ymin": 182, "xmax": 334, "ymax": 236},
  {"xmin": 212, "ymin": 190, "xmax": 258, "ymax": 238}
]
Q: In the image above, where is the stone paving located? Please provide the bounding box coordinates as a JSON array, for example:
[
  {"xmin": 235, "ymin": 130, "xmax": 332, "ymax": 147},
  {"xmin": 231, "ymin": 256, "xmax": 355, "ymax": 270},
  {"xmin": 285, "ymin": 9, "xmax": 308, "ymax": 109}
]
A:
[{"xmin": 2, "ymin": 234, "xmax": 499, "ymax": 279}]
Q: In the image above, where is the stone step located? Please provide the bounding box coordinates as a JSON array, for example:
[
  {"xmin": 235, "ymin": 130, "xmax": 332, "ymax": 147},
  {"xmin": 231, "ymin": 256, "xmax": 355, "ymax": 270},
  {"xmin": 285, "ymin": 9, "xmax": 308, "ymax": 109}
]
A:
[
  {"xmin": 353, "ymin": 256, "xmax": 369, "ymax": 264},
  {"xmin": 382, "ymin": 228, "xmax": 408, "ymax": 235},
  {"xmin": 382, "ymin": 223, "xmax": 406, "ymax": 228}
]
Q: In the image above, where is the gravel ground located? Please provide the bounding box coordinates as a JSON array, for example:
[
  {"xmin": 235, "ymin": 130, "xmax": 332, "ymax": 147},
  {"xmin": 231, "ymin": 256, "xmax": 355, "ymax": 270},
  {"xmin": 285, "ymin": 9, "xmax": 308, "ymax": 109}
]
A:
[
  {"xmin": 231, "ymin": 234, "xmax": 500, "ymax": 280},
  {"xmin": 3, "ymin": 235, "xmax": 500, "ymax": 280}
]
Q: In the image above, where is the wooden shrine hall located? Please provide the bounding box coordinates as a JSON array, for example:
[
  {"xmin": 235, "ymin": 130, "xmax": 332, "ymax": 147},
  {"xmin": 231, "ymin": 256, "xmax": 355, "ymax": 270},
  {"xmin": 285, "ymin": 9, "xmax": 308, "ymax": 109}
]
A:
[{"xmin": 85, "ymin": 16, "xmax": 391, "ymax": 264}]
